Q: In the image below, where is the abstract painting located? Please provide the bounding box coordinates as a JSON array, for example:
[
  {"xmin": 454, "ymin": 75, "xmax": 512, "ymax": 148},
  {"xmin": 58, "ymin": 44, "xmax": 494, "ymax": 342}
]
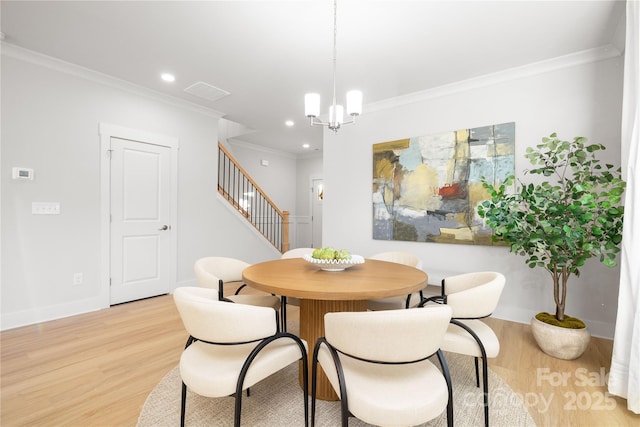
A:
[{"xmin": 372, "ymin": 122, "xmax": 515, "ymax": 245}]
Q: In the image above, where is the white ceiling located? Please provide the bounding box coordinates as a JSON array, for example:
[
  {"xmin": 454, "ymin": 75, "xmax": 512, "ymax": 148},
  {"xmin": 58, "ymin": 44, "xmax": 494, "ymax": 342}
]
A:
[{"xmin": 0, "ymin": 1, "xmax": 626, "ymax": 155}]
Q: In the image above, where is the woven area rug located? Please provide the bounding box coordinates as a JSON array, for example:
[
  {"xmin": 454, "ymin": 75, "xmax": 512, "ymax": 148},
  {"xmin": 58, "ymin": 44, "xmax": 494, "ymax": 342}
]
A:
[{"xmin": 137, "ymin": 351, "xmax": 535, "ymax": 427}]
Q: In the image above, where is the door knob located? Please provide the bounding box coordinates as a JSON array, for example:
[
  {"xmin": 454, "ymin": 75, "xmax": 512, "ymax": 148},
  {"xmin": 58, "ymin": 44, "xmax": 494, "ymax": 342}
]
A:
[{"xmin": 159, "ymin": 225, "xmax": 170, "ymax": 231}]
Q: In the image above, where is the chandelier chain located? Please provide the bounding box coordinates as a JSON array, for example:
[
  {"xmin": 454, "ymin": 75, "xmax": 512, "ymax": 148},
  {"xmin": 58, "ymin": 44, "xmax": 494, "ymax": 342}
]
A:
[{"xmin": 331, "ymin": 0, "xmax": 338, "ymax": 120}]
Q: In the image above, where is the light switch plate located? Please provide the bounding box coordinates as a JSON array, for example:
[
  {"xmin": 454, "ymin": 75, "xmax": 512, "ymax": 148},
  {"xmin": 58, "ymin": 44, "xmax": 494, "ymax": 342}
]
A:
[{"xmin": 32, "ymin": 202, "xmax": 60, "ymax": 215}]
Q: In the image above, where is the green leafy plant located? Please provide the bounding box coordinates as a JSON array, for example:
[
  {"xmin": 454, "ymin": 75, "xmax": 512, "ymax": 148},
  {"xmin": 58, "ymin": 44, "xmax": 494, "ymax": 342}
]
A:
[{"xmin": 477, "ymin": 133, "xmax": 626, "ymax": 325}]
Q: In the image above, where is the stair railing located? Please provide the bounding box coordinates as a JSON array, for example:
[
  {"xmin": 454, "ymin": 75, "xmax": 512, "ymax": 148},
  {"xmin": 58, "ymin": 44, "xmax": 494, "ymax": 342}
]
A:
[{"xmin": 218, "ymin": 143, "xmax": 289, "ymax": 253}]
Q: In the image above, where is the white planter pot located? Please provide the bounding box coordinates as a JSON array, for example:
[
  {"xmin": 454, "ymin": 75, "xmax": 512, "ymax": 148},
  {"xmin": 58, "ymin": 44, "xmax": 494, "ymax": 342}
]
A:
[{"xmin": 530, "ymin": 316, "xmax": 590, "ymax": 360}]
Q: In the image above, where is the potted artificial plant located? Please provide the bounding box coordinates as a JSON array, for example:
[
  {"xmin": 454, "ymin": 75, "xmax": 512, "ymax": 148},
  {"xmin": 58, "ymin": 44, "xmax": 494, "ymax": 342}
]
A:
[{"xmin": 477, "ymin": 133, "xmax": 626, "ymax": 359}]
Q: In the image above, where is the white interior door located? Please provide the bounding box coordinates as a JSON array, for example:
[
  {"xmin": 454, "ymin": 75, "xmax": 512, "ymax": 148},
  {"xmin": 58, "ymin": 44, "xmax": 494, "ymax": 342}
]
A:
[
  {"xmin": 109, "ymin": 137, "xmax": 172, "ymax": 304},
  {"xmin": 311, "ymin": 179, "xmax": 324, "ymax": 248}
]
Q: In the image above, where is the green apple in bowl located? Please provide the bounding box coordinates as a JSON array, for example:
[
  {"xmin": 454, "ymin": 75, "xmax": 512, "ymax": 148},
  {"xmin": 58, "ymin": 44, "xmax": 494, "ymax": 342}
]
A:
[{"xmin": 311, "ymin": 247, "xmax": 351, "ymax": 261}]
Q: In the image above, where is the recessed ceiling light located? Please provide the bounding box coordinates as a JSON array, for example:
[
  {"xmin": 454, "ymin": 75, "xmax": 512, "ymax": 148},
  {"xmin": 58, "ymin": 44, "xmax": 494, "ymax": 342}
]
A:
[
  {"xmin": 161, "ymin": 73, "xmax": 175, "ymax": 82},
  {"xmin": 303, "ymin": 143, "xmax": 310, "ymax": 148},
  {"xmin": 285, "ymin": 120, "xmax": 294, "ymax": 127}
]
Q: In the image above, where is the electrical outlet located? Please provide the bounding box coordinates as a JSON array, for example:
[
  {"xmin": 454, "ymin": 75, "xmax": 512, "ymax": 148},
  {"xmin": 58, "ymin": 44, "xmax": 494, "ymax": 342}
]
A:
[{"xmin": 73, "ymin": 273, "xmax": 83, "ymax": 286}]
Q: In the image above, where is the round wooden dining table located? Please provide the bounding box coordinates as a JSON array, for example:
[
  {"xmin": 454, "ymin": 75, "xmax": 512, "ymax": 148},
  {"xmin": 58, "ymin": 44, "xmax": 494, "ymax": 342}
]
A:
[{"xmin": 242, "ymin": 257, "xmax": 427, "ymax": 401}]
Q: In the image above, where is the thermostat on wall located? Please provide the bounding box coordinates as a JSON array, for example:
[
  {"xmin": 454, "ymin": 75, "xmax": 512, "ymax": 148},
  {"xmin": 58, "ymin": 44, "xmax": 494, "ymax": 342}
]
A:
[{"xmin": 12, "ymin": 167, "xmax": 34, "ymax": 180}]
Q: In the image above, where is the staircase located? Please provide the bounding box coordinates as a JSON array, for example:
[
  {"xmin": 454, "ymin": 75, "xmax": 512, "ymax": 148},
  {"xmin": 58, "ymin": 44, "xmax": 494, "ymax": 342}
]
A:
[{"xmin": 218, "ymin": 143, "xmax": 289, "ymax": 252}]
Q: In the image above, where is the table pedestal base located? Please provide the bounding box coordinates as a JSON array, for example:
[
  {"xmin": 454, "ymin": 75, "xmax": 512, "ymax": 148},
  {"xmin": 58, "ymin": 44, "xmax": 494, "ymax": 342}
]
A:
[{"xmin": 299, "ymin": 299, "xmax": 367, "ymax": 401}]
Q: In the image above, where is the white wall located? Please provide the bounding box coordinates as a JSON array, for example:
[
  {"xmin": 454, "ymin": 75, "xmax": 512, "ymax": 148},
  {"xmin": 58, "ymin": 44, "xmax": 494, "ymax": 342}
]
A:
[
  {"xmin": 1, "ymin": 46, "xmax": 279, "ymax": 330},
  {"xmin": 1, "ymin": 43, "xmax": 624, "ymax": 338},
  {"xmin": 226, "ymin": 140, "xmax": 324, "ymax": 249},
  {"xmin": 226, "ymin": 140, "xmax": 297, "ymax": 212},
  {"xmin": 225, "ymin": 139, "xmax": 301, "ymax": 248},
  {"xmin": 295, "ymin": 154, "xmax": 323, "ymax": 216},
  {"xmin": 323, "ymin": 53, "xmax": 624, "ymax": 338},
  {"xmin": 295, "ymin": 154, "xmax": 323, "ymax": 248}
]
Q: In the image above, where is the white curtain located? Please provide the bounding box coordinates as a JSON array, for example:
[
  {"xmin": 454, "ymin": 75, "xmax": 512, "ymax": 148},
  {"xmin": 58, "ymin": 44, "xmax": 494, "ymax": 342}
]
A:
[{"xmin": 609, "ymin": 0, "xmax": 640, "ymax": 415}]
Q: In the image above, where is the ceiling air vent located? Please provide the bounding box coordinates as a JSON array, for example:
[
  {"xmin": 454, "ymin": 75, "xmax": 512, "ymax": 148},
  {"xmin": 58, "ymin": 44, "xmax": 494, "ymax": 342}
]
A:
[{"xmin": 184, "ymin": 81, "xmax": 230, "ymax": 102}]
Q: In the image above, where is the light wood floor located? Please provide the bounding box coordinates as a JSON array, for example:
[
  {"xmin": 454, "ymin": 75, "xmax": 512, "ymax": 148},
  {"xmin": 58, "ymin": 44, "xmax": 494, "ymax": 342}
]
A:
[{"xmin": 2, "ymin": 293, "xmax": 639, "ymax": 426}]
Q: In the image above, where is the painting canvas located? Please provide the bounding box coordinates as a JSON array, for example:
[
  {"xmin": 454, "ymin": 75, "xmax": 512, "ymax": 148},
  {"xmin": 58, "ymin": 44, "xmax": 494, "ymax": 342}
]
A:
[{"xmin": 372, "ymin": 122, "xmax": 515, "ymax": 245}]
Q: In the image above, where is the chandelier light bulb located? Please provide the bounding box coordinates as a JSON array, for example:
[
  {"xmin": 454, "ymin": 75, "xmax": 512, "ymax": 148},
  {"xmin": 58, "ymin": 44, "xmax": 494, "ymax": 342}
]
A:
[
  {"xmin": 305, "ymin": 93, "xmax": 321, "ymax": 118},
  {"xmin": 346, "ymin": 90, "xmax": 362, "ymax": 116}
]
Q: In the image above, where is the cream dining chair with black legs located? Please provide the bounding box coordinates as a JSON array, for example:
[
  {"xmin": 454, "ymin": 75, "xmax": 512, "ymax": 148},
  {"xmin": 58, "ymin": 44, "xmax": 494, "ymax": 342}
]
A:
[
  {"xmin": 366, "ymin": 251, "xmax": 427, "ymax": 310},
  {"xmin": 311, "ymin": 305, "xmax": 454, "ymax": 427},
  {"xmin": 279, "ymin": 248, "xmax": 315, "ymax": 331},
  {"xmin": 173, "ymin": 286, "xmax": 309, "ymax": 427},
  {"xmin": 419, "ymin": 271, "xmax": 505, "ymax": 427},
  {"xmin": 194, "ymin": 257, "xmax": 282, "ymax": 327}
]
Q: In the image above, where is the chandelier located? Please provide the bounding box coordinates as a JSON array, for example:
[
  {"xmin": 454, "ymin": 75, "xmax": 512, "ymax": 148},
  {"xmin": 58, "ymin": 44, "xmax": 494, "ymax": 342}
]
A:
[{"xmin": 304, "ymin": 0, "xmax": 362, "ymax": 132}]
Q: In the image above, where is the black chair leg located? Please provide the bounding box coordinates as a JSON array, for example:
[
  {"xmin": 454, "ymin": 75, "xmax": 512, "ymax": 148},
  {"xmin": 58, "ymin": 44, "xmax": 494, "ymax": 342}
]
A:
[
  {"xmin": 449, "ymin": 319, "xmax": 488, "ymax": 427},
  {"xmin": 180, "ymin": 382, "xmax": 187, "ymax": 427},
  {"xmin": 234, "ymin": 393, "xmax": 243, "ymax": 427},
  {"xmin": 281, "ymin": 296, "xmax": 288, "ymax": 332},
  {"xmin": 311, "ymin": 357, "xmax": 318, "ymax": 427},
  {"xmin": 436, "ymin": 350, "xmax": 454, "ymax": 427},
  {"xmin": 301, "ymin": 351, "xmax": 309, "ymax": 427},
  {"xmin": 482, "ymin": 355, "xmax": 489, "ymax": 427}
]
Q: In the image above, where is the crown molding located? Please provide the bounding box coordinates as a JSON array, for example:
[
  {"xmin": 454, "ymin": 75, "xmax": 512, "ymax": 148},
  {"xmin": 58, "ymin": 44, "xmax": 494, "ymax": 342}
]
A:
[
  {"xmin": 229, "ymin": 138, "xmax": 323, "ymax": 160},
  {"xmin": 228, "ymin": 138, "xmax": 298, "ymax": 160},
  {"xmin": 295, "ymin": 150, "xmax": 323, "ymax": 160},
  {"xmin": 366, "ymin": 44, "xmax": 623, "ymax": 114},
  {"xmin": 1, "ymin": 41, "xmax": 225, "ymax": 119}
]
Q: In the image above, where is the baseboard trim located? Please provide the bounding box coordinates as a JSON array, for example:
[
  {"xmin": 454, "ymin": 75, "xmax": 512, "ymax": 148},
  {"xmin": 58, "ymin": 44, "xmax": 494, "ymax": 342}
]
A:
[
  {"xmin": 1, "ymin": 295, "xmax": 105, "ymax": 331},
  {"xmin": 1, "ymin": 279, "xmax": 199, "ymax": 331},
  {"xmin": 493, "ymin": 307, "xmax": 614, "ymax": 339},
  {"xmin": 2, "ymin": 279, "xmax": 615, "ymax": 341}
]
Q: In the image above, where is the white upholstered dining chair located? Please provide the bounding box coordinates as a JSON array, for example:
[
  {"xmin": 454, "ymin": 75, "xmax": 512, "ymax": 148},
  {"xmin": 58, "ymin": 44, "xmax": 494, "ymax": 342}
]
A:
[
  {"xmin": 281, "ymin": 247, "xmax": 316, "ymax": 259},
  {"xmin": 194, "ymin": 257, "xmax": 281, "ymax": 325},
  {"xmin": 279, "ymin": 248, "xmax": 315, "ymax": 330},
  {"xmin": 366, "ymin": 251, "xmax": 426, "ymax": 310},
  {"xmin": 173, "ymin": 286, "xmax": 308, "ymax": 427},
  {"xmin": 420, "ymin": 271, "xmax": 505, "ymax": 427},
  {"xmin": 311, "ymin": 305, "xmax": 454, "ymax": 427}
]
